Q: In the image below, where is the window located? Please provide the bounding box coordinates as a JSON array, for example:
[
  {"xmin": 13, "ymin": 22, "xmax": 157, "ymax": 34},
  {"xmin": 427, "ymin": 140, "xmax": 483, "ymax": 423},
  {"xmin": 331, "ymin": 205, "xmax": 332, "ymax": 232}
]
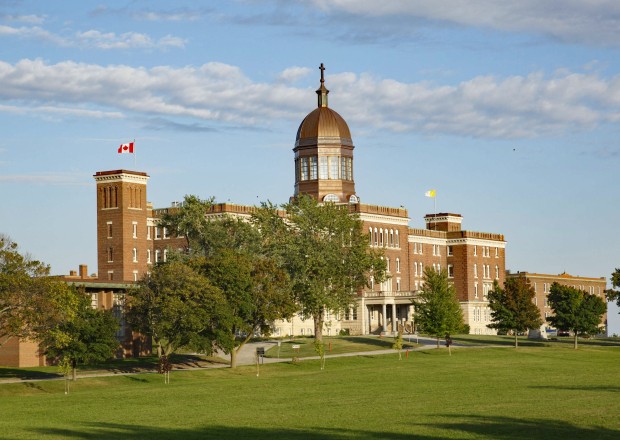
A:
[
  {"xmin": 495, "ymin": 265, "xmax": 499, "ymax": 279},
  {"xmin": 108, "ymin": 247, "xmax": 113, "ymax": 262},
  {"xmin": 474, "ymin": 283, "xmax": 479, "ymax": 298},
  {"xmin": 389, "ymin": 230, "xmax": 394, "ymax": 247},
  {"xmin": 448, "ymin": 264, "xmax": 454, "ymax": 278},
  {"xmin": 474, "ymin": 264, "xmax": 478, "ymax": 278},
  {"xmin": 374, "ymin": 228, "xmax": 378, "ymax": 246},
  {"xmin": 414, "ymin": 262, "xmax": 418, "ymax": 277},
  {"xmin": 147, "ymin": 226, "xmax": 151, "ymax": 240},
  {"xmin": 147, "ymin": 249, "xmax": 151, "ymax": 264},
  {"xmin": 300, "ymin": 157, "xmax": 309, "ymax": 180},
  {"xmin": 369, "ymin": 228, "xmax": 373, "ymax": 246},
  {"xmin": 370, "ymin": 275, "xmax": 374, "ymax": 289},
  {"xmin": 319, "ymin": 156, "xmax": 328, "ymax": 179},
  {"xmin": 163, "ymin": 249, "xmax": 168, "ymax": 262},
  {"xmin": 132, "ymin": 248, "xmax": 138, "ymax": 262},
  {"xmin": 155, "ymin": 227, "xmax": 161, "ymax": 239},
  {"xmin": 413, "ymin": 243, "xmax": 418, "ymax": 254},
  {"xmin": 447, "ymin": 246, "xmax": 453, "ymax": 256},
  {"xmin": 396, "ymin": 258, "xmax": 400, "ymax": 273},
  {"xmin": 107, "ymin": 222, "xmax": 113, "ymax": 238},
  {"xmin": 495, "ymin": 247, "xmax": 499, "ymax": 258},
  {"xmin": 395, "ymin": 230, "xmax": 399, "ymax": 247},
  {"xmin": 386, "ymin": 257, "xmax": 390, "ymax": 272},
  {"xmin": 133, "ymin": 270, "xmax": 138, "ymax": 282},
  {"xmin": 163, "ymin": 227, "xmax": 169, "ymax": 239},
  {"xmin": 544, "ymin": 297, "xmax": 549, "ymax": 307},
  {"xmin": 323, "ymin": 194, "xmax": 340, "ymax": 203},
  {"xmin": 379, "ymin": 228, "xmax": 384, "ymax": 247},
  {"xmin": 473, "ymin": 245, "xmax": 477, "ymax": 256},
  {"xmin": 107, "ymin": 271, "xmax": 113, "ymax": 281},
  {"xmin": 132, "ymin": 222, "xmax": 137, "ymax": 239},
  {"xmin": 329, "ymin": 156, "xmax": 339, "ymax": 179},
  {"xmin": 155, "ymin": 249, "xmax": 160, "ymax": 263},
  {"xmin": 396, "ymin": 278, "xmax": 401, "ymax": 292},
  {"xmin": 419, "ymin": 243, "xmax": 422, "ymax": 254},
  {"xmin": 309, "ymin": 156, "xmax": 318, "ymax": 179}
]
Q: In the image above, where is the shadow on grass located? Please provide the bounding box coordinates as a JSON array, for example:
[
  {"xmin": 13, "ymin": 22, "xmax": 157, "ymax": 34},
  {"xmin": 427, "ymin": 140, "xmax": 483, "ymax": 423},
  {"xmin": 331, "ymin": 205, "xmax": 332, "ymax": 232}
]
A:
[
  {"xmin": 416, "ymin": 414, "xmax": 620, "ymax": 440},
  {"xmin": 0, "ymin": 368, "xmax": 61, "ymax": 381},
  {"xmin": 32, "ymin": 416, "xmax": 620, "ymax": 440},
  {"xmin": 33, "ymin": 423, "xmax": 420, "ymax": 440},
  {"xmin": 530, "ymin": 384, "xmax": 620, "ymax": 393}
]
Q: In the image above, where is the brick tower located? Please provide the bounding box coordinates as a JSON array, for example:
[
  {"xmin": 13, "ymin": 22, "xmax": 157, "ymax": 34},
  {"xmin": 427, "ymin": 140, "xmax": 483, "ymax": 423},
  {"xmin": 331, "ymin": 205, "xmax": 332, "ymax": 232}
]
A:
[
  {"xmin": 293, "ymin": 63, "xmax": 358, "ymax": 204},
  {"xmin": 94, "ymin": 170, "xmax": 149, "ymax": 282}
]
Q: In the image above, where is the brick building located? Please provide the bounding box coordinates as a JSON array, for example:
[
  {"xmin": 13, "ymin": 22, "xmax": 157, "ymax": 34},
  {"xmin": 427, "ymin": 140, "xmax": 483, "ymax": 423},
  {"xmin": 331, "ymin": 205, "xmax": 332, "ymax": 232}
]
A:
[
  {"xmin": 90, "ymin": 68, "xmax": 506, "ymax": 337},
  {"xmin": 506, "ymin": 271, "xmax": 607, "ymax": 335}
]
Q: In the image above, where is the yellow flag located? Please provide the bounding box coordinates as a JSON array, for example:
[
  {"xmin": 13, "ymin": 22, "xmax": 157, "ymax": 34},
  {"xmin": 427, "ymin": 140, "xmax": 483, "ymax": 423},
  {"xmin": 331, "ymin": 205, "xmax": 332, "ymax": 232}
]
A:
[{"xmin": 425, "ymin": 190, "xmax": 436, "ymax": 198}]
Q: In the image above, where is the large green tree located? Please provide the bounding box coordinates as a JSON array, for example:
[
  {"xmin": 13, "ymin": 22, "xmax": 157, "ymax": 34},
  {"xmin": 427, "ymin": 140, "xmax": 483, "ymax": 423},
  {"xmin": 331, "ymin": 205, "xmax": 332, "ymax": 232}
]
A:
[
  {"xmin": 40, "ymin": 287, "xmax": 119, "ymax": 386},
  {"xmin": 200, "ymin": 250, "xmax": 295, "ymax": 368},
  {"xmin": 547, "ymin": 283, "xmax": 606, "ymax": 349},
  {"xmin": 126, "ymin": 261, "xmax": 224, "ymax": 363},
  {"xmin": 605, "ymin": 268, "xmax": 620, "ymax": 309},
  {"xmin": 413, "ymin": 267, "xmax": 464, "ymax": 348},
  {"xmin": 254, "ymin": 195, "xmax": 387, "ymax": 344},
  {"xmin": 487, "ymin": 277, "xmax": 543, "ymax": 347},
  {"xmin": 0, "ymin": 235, "xmax": 74, "ymax": 347},
  {"xmin": 155, "ymin": 197, "xmax": 296, "ymax": 368}
]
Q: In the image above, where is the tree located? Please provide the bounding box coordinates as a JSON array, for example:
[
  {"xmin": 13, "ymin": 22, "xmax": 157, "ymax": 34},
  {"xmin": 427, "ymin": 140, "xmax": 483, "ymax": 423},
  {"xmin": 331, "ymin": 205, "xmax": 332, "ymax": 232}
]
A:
[
  {"xmin": 605, "ymin": 268, "xmax": 620, "ymax": 308},
  {"xmin": 126, "ymin": 261, "xmax": 224, "ymax": 373},
  {"xmin": 40, "ymin": 287, "xmax": 119, "ymax": 391},
  {"xmin": 199, "ymin": 249, "xmax": 295, "ymax": 368},
  {"xmin": 547, "ymin": 283, "xmax": 606, "ymax": 349},
  {"xmin": 413, "ymin": 267, "xmax": 464, "ymax": 348},
  {"xmin": 487, "ymin": 277, "xmax": 543, "ymax": 347},
  {"xmin": 0, "ymin": 235, "xmax": 72, "ymax": 347},
  {"xmin": 255, "ymin": 195, "xmax": 387, "ymax": 345}
]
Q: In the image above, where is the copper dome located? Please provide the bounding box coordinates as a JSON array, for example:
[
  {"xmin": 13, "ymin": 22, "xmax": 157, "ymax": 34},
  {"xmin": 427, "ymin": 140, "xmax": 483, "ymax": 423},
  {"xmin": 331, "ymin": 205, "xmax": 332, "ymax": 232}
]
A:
[{"xmin": 296, "ymin": 106, "xmax": 352, "ymax": 141}]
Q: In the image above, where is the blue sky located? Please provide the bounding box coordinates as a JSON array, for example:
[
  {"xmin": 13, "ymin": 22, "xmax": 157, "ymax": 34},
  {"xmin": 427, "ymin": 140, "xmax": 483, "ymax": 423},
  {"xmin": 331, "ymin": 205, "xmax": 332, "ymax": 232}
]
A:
[{"xmin": 1, "ymin": 0, "xmax": 619, "ymax": 332}]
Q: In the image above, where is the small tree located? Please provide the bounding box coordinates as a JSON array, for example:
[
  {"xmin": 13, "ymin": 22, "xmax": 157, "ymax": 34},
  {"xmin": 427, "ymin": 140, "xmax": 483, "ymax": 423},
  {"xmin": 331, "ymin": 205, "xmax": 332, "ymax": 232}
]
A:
[
  {"xmin": 392, "ymin": 325, "xmax": 404, "ymax": 360},
  {"xmin": 413, "ymin": 268, "xmax": 464, "ymax": 348},
  {"xmin": 605, "ymin": 268, "xmax": 620, "ymax": 309},
  {"xmin": 126, "ymin": 261, "xmax": 224, "ymax": 379},
  {"xmin": 547, "ymin": 283, "xmax": 606, "ymax": 349},
  {"xmin": 40, "ymin": 288, "xmax": 119, "ymax": 388},
  {"xmin": 487, "ymin": 278, "xmax": 543, "ymax": 347}
]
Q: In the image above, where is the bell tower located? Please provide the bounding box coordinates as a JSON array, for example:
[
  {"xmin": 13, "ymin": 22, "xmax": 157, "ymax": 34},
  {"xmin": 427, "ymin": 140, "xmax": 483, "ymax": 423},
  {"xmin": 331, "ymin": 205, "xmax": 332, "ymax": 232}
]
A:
[
  {"xmin": 294, "ymin": 64, "xmax": 358, "ymax": 204},
  {"xmin": 94, "ymin": 170, "xmax": 149, "ymax": 282}
]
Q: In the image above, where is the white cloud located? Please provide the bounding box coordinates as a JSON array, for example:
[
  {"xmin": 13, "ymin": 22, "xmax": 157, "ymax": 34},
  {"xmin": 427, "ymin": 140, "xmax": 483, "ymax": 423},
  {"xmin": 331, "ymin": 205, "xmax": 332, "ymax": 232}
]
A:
[
  {"xmin": 0, "ymin": 14, "xmax": 46, "ymax": 24},
  {"xmin": 0, "ymin": 24, "xmax": 186, "ymax": 49},
  {"xmin": 305, "ymin": 0, "xmax": 620, "ymax": 46},
  {"xmin": 278, "ymin": 66, "xmax": 312, "ymax": 83},
  {"xmin": 1, "ymin": 59, "xmax": 619, "ymax": 139}
]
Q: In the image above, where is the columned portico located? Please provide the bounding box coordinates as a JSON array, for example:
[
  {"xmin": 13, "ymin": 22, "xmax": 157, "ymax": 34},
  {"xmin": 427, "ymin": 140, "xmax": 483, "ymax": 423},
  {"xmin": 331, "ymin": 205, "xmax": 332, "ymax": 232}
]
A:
[{"xmin": 362, "ymin": 291, "xmax": 417, "ymax": 336}]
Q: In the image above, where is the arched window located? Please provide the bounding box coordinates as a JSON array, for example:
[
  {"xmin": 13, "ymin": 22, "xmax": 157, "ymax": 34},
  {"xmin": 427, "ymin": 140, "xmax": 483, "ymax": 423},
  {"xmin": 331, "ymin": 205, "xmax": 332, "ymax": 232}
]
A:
[
  {"xmin": 395, "ymin": 230, "xmax": 400, "ymax": 248},
  {"xmin": 369, "ymin": 227, "xmax": 373, "ymax": 246},
  {"xmin": 389, "ymin": 230, "xmax": 394, "ymax": 247},
  {"xmin": 323, "ymin": 194, "xmax": 340, "ymax": 203},
  {"xmin": 379, "ymin": 228, "xmax": 383, "ymax": 247},
  {"xmin": 396, "ymin": 258, "xmax": 400, "ymax": 273},
  {"xmin": 374, "ymin": 228, "xmax": 378, "ymax": 246}
]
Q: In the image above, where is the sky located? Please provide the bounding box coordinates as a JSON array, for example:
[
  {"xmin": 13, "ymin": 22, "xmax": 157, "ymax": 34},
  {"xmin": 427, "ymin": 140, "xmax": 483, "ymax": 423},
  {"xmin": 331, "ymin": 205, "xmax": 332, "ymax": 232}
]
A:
[{"xmin": 0, "ymin": 0, "xmax": 618, "ymax": 333}]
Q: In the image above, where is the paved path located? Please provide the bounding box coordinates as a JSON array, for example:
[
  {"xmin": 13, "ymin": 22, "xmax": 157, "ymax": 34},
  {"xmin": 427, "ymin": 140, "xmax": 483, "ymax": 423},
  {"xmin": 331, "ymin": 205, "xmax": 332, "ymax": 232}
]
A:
[{"xmin": 0, "ymin": 337, "xmax": 468, "ymax": 384}]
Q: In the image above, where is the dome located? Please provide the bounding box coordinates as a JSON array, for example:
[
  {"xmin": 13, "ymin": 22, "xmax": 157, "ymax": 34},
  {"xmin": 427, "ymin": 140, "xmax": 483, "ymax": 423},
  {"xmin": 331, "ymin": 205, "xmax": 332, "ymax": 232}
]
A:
[{"xmin": 296, "ymin": 106, "xmax": 352, "ymax": 141}]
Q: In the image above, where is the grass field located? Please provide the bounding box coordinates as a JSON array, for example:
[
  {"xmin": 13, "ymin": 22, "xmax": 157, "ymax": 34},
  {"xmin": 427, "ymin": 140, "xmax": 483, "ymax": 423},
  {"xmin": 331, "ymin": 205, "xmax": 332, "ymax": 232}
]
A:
[{"xmin": 1, "ymin": 340, "xmax": 619, "ymax": 439}]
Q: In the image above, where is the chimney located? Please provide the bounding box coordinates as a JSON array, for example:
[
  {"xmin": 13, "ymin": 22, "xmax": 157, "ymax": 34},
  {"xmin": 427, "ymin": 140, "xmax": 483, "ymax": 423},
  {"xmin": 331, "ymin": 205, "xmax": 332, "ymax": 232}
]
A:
[
  {"xmin": 69, "ymin": 270, "xmax": 77, "ymax": 277},
  {"xmin": 79, "ymin": 264, "xmax": 88, "ymax": 279}
]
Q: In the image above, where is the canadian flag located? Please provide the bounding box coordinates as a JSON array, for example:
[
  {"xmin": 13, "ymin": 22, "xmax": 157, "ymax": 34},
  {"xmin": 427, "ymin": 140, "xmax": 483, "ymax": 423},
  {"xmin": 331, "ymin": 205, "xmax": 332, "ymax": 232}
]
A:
[{"xmin": 118, "ymin": 142, "xmax": 134, "ymax": 154}]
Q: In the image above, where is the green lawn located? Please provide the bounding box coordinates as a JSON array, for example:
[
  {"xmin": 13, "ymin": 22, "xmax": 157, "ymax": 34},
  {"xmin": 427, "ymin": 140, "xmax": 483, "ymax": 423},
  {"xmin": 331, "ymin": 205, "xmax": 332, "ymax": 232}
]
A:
[{"xmin": 1, "ymin": 344, "xmax": 619, "ymax": 439}]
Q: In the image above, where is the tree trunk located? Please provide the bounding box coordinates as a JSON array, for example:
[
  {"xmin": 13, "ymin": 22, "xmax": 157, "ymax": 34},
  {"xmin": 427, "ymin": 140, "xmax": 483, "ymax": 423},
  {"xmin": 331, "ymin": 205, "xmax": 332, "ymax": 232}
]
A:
[
  {"xmin": 436, "ymin": 336, "xmax": 440, "ymax": 348},
  {"xmin": 314, "ymin": 315, "xmax": 324, "ymax": 343},
  {"xmin": 230, "ymin": 348, "xmax": 237, "ymax": 369},
  {"xmin": 72, "ymin": 360, "xmax": 77, "ymax": 381},
  {"xmin": 574, "ymin": 333, "xmax": 578, "ymax": 349},
  {"xmin": 515, "ymin": 332, "xmax": 518, "ymax": 348}
]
